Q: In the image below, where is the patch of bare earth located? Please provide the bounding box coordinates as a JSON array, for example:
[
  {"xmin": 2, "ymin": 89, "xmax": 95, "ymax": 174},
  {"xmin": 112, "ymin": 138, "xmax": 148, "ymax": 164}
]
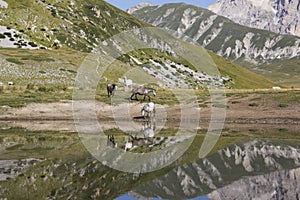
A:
[{"xmin": 0, "ymin": 92, "xmax": 299, "ymax": 132}]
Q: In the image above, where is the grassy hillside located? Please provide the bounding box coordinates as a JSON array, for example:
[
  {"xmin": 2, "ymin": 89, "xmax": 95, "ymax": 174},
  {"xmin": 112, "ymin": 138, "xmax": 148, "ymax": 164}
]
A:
[
  {"xmin": 0, "ymin": 0, "xmax": 149, "ymax": 51},
  {"xmin": 0, "ymin": 0, "xmax": 279, "ymax": 109},
  {"xmin": 208, "ymin": 52, "xmax": 277, "ymax": 89},
  {"xmin": 249, "ymin": 59, "xmax": 300, "ymax": 87}
]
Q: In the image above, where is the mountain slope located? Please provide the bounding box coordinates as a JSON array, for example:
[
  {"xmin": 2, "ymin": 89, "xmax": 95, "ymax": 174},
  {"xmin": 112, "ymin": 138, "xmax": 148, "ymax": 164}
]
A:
[
  {"xmin": 129, "ymin": 3, "xmax": 300, "ymax": 86},
  {"xmin": 208, "ymin": 167, "xmax": 300, "ymax": 200},
  {"xmin": 133, "ymin": 139, "xmax": 300, "ymax": 199},
  {"xmin": 0, "ymin": 0, "xmax": 276, "ymax": 89},
  {"xmin": 208, "ymin": 0, "xmax": 300, "ymax": 37},
  {"xmin": 0, "ymin": 0, "xmax": 149, "ymax": 51},
  {"xmin": 129, "ymin": 3, "xmax": 300, "ymax": 65}
]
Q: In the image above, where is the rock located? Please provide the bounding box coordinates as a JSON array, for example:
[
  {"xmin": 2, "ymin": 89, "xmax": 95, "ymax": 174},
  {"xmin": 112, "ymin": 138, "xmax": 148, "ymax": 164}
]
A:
[
  {"xmin": 208, "ymin": 0, "xmax": 300, "ymax": 37},
  {"xmin": 127, "ymin": 2, "xmax": 153, "ymax": 14}
]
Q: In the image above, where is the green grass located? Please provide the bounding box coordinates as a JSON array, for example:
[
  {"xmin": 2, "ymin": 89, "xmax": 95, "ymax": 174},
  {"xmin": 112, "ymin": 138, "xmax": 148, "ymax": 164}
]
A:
[
  {"xmin": 208, "ymin": 51, "xmax": 277, "ymax": 89},
  {"xmin": 2, "ymin": 0, "xmax": 150, "ymax": 51},
  {"xmin": 6, "ymin": 58, "xmax": 24, "ymax": 65},
  {"xmin": 0, "ymin": 126, "xmax": 80, "ymax": 160},
  {"xmin": 0, "ymin": 85, "xmax": 72, "ymax": 108}
]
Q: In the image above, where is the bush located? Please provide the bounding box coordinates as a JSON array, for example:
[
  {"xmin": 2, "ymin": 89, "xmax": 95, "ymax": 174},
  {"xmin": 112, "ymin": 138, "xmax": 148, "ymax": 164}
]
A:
[
  {"xmin": 278, "ymin": 104, "xmax": 288, "ymax": 108},
  {"xmin": 248, "ymin": 103, "xmax": 258, "ymax": 107}
]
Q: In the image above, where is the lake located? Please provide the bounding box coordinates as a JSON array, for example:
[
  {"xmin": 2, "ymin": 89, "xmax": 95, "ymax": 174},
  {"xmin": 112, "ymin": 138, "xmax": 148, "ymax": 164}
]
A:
[{"xmin": 0, "ymin": 120, "xmax": 300, "ymax": 199}]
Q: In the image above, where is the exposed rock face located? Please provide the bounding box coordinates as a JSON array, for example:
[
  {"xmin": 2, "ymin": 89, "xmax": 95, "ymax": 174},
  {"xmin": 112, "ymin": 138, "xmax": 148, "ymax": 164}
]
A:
[
  {"xmin": 128, "ymin": 3, "xmax": 300, "ymax": 65},
  {"xmin": 208, "ymin": 168, "xmax": 300, "ymax": 200},
  {"xmin": 133, "ymin": 139, "xmax": 300, "ymax": 199},
  {"xmin": 208, "ymin": 0, "xmax": 300, "ymax": 37},
  {"xmin": 127, "ymin": 2, "xmax": 153, "ymax": 14}
]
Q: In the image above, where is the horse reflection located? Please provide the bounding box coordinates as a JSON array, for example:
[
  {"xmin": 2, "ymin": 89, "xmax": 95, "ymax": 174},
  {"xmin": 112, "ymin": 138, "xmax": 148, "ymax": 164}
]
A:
[
  {"xmin": 124, "ymin": 120, "xmax": 156, "ymax": 151},
  {"xmin": 124, "ymin": 136, "xmax": 152, "ymax": 152},
  {"xmin": 142, "ymin": 120, "xmax": 156, "ymax": 138}
]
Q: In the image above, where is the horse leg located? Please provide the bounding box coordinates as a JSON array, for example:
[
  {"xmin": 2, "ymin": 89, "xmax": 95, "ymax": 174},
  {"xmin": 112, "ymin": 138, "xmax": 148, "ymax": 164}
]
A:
[
  {"xmin": 112, "ymin": 90, "xmax": 115, "ymax": 97},
  {"xmin": 130, "ymin": 93, "xmax": 134, "ymax": 100}
]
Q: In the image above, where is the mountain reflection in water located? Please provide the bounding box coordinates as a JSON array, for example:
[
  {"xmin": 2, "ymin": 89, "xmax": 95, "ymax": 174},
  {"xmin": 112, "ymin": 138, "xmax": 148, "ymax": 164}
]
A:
[
  {"xmin": 1, "ymin": 122, "xmax": 300, "ymax": 199},
  {"xmin": 130, "ymin": 139, "xmax": 300, "ymax": 200}
]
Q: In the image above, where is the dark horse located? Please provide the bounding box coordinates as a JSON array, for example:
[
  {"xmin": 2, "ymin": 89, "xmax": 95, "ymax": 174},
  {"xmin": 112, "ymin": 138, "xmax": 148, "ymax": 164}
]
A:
[
  {"xmin": 107, "ymin": 135, "xmax": 117, "ymax": 148},
  {"xmin": 130, "ymin": 87, "xmax": 156, "ymax": 101},
  {"xmin": 107, "ymin": 84, "xmax": 117, "ymax": 97}
]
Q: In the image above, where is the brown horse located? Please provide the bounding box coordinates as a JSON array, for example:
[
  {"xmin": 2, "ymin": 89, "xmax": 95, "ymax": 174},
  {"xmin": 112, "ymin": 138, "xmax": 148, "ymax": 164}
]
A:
[{"xmin": 130, "ymin": 87, "xmax": 156, "ymax": 101}]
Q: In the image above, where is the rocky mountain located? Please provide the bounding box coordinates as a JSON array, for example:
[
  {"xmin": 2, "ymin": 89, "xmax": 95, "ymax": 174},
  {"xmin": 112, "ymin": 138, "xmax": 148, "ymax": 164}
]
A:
[
  {"xmin": 208, "ymin": 167, "xmax": 300, "ymax": 200},
  {"xmin": 132, "ymin": 139, "xmax": 300, "ymax": 199},
  {"xmin": 208, "ymin": 0, "xmax": 300, "ymax": 37},
  {"xmin": 129, "ymin": 3, "xmax": 300, "ymax": 66},
  {"xmin": 127, "ymin": 2, "xmax": 153, "ymax": 14},
  {"xmin": 129, "ymin": 2, "xmax": 300, "ymax": 86},
  {"xmin": 0, "ymin": 0, "xmax": 276, "ymax": 89}
]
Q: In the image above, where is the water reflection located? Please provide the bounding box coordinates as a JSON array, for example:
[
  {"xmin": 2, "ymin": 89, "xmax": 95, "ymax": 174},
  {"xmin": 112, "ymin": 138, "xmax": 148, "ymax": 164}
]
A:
[
  {"xmin": 131, "ymin": 139, "xmax": 300, "ymax": 200},
  {"xmin": 1, "ymin": 121, "xmax": 300, "ymax": 199},
  {"xmin": 123, "ymin": 120, "xmax": 156, "ymax": 151},
  {"xmin": 208, "ymin": 167, "xmax": 300, "ymax": 200}
]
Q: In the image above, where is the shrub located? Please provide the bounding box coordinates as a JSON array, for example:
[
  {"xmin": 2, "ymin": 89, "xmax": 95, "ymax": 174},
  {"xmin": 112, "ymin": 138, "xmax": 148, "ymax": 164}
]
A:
[
  {"xmin": 278, "ymin": 104, "xmax": 288, "ymax": 108},
  {"xmin": 248, "ymin": 103, "xmax": 258, "ymax": 107}
]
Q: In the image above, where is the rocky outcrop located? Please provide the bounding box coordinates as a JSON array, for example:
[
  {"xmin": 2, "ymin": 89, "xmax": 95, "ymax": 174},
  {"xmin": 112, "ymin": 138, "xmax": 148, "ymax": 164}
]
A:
[
  {"xmin": 127, "ymin": 2, "xmax": 153, "ymax": 14},
  {"xmin": 209, "ymin": 0, "xmax": 300, "ymax": 37}
]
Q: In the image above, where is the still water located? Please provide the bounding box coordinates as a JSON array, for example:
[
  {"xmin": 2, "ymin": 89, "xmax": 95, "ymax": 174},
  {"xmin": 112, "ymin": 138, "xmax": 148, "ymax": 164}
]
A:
[{"xmin": 0, "ymin": 121, "xmax": 300, "ymax": 199}]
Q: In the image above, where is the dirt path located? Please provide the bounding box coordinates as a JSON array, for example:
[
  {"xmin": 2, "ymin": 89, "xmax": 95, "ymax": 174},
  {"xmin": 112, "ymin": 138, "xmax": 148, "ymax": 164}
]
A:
[{"xmin": 0, "ymin": 92, "xmax": 299, "ymax": 132}]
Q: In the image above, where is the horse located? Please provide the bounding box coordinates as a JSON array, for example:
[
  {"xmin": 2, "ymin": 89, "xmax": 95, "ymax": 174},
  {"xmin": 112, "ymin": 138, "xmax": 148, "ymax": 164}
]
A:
[
  {"xmin": 142, "ymin": 120, "xmax": 156, "ymax": 138},
  {"xmin": 107, "ymin": 83, "xmax": 117, "ymax": 97},
  {"xmin": 107, "ymin": 135, "xmax": 117, "ymax": 148},
  {"xmin": 130, "ymin": 87, "xmax": 156, "ymax": 101},
  {"xmin": 124, "ymin": 135, "xmax": 152, "ymax": 151},
  {"xmin": 141, "ymin": 102, "xmax": 155, "ymax": 119}
]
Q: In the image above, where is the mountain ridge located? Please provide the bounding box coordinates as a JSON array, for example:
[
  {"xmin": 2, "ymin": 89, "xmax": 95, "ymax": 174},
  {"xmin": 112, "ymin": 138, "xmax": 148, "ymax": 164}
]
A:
[
  {"xmin": 208, "ymin": 0, "xmax": 300, "ymax": 37},
  {"xmin": 128, "ymin": 2, "xmax": 300, "ymax": 86},
  {"xmin": 133, "ymin": 139, "xmax": 300, "ymax": 199}
]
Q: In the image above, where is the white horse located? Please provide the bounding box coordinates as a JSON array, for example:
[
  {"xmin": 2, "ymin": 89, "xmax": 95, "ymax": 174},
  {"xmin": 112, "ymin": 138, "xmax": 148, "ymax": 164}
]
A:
[
  {"xmin": 141, "ymin": 102, "xmax": 155, "ymax": 119},
  {"xmin": 142, "ymin": 121, "xmax": 156, "ymax": 138}
]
